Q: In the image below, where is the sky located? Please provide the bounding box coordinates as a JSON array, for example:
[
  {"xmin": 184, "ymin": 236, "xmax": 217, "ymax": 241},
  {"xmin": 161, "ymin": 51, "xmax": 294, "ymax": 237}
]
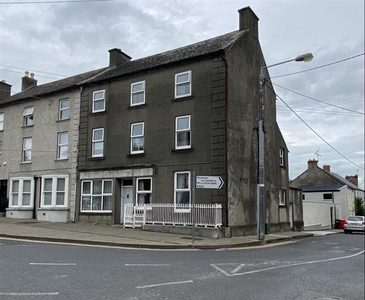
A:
[{"xmin": 0, "ymin": 0, "xmax": 364, "ymax": 189}]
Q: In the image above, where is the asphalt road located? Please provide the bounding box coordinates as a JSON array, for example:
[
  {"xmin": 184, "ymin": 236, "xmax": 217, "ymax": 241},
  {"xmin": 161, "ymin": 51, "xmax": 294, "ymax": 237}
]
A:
[{"xmin": 0, "ymin": 233, "xmax": 364, "ymax": 300}]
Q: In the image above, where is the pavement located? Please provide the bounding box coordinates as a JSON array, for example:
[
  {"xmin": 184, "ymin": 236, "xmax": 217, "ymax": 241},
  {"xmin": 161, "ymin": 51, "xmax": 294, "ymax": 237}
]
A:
[{"xmin": 0, "ymin": 216, "xmax": 343, "ymax": 250}]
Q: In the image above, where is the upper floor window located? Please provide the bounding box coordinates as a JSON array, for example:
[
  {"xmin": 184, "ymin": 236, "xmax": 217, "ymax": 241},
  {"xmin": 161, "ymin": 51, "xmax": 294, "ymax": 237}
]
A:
[
  {"xmin": 57, "ymin": 132, "xmax": 68, "ymax": 160},
  {"xmin": 175, "ymin": 71, "xmax": 191, "ymax": 98},
  {"xmin": 0, "ymin": 112, "xmax": 4, "ymax": 131},
  {"xmin": 131, "ymin": 122, "xmax": 144, "ymax": 154},
  {"xmin": 23, "ymin": 106, "xmax": 34, "ymax": 126},
  {"xmin": 174, "ymin": 171, "xmax": 191, "ymax": 212},
  {"xmin": 59, "ymin": 99, "xmax": 70, "ymax": 120},
  {"xmin": 279, "ymin": 189, "xmax": 286, "ymax": 206},
  {"xmin": 92, "ymin": 128, "xmax": 104, "ymax": 157},
  {"xmin": 81, "ymin": 179, "xmax": 112, "ymax": 212},
  {"xmin": 9, "ymin": 177, "xmax": 34, "ymax": 207},
  {"xmin": 92, "ymin": 90, "xmax": 105, "ymax": 113},
  {"xmin": 131, "ymin": 81, "xmax": 145, "ymax": 106},
  {"xmin": 175, "ymin": 115, "xmax": 191, "ymax": 149},
  {"xmin": 136, "ymin": 177, "xmax": 152, "ymax": 205},
  {"xmin": 279, "ymin": 148, "xmax": 285, "ymax": 166},
  {"xmin": 22, "ymin": 137, "xmax": 32, "ymax": 163},
  {"xmin": 41, "ymin": 175, "xmax": 68, "ymax": 207}
]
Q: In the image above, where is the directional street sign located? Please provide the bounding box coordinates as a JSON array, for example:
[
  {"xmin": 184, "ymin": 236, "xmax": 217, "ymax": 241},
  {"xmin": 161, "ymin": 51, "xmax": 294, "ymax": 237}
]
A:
[{"xmin": 196, "ymin": 176, "xmax": 224, "ymax": 189}]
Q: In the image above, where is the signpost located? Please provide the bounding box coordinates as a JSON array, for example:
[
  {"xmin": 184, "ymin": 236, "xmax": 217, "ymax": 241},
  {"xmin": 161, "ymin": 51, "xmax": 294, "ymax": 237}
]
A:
[
  {"xmin": 196, "ymin": 176, "xmax": 224, "ymax": 189},
  {"xmin": 191, "ymin": 175, "xmax": 224, "ymax": 244}
]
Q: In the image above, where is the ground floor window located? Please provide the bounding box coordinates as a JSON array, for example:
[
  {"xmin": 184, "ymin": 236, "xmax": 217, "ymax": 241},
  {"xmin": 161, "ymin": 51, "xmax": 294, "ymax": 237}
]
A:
[
  {"xmin": 41, "ymin": 175, "xmax": 68, "ymax": 207},
  {"xmin": 174, "ymin": 171, "xmax": 191, "ymax": 211},
  {"xmin": 81, "ymin": 179, "xmax": 112, "ymax": 212},
  {"xmin": 9, "ymin": 177, "xmax": 34, "ymax": 207},
  {"xmin": 136, "ymin": 177, "xmax": 152, "ymax": 205}
]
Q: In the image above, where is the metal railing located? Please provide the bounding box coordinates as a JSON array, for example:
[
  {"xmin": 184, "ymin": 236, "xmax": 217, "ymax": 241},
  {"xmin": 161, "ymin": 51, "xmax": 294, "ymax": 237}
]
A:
[{"xmin": 123, "ymin": 203, "xmax": 222, "ymax": 228}]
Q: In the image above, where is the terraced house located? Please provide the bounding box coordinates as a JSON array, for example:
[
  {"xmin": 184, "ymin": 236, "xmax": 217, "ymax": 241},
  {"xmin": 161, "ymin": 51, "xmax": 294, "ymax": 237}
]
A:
[
  {"xmin": 74, "ymin": 7, "xmax": 293, "ymax": 236},
  {"xmin": 0, "ymin": 69, "xmax": 104, "ymax": 222}
]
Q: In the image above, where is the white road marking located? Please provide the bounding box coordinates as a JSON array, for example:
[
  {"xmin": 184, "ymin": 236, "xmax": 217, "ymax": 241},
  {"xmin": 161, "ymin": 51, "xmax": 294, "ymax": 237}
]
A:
[
  {"xmin": 136, "ymin": 280, "xmax": 193, "ymax": 289},
  {"xmin": 325, "ymin": 242, "xmax": 338, "ymax": 245},
  {"xmin": 211, "ymin": 250, "xmax": 365, "ymax": 277},
  {"xmin": 0, "ymin": 292, "xmax": 59, "ymax": 296},
  {"xmin": 125, "ymin": 264, "xmax": 170, "ymax": 267},
  {"xmin": 29, "ymin": 263, "xmax": 76, "ymax": 266}
]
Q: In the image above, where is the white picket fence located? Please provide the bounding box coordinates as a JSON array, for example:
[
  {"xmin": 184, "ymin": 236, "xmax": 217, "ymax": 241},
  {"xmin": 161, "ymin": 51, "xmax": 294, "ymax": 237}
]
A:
[{"xmin": 123, "ymin": 203, "xmax": 222, "ymax": 228}]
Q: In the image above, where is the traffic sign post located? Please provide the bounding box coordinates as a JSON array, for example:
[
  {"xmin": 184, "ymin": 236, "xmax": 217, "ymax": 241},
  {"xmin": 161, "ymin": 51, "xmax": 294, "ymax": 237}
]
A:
[{"xmin": 191, "ymin": 175, "xmax": 224, "ymax": 245}]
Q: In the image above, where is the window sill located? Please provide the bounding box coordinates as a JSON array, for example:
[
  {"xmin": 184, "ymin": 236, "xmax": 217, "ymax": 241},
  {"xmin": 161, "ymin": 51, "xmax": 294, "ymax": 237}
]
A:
[
  {"xmin": 22, "ymin": 125, "xmax": 34, "ymax": 129},
  {"xmin": 279, "ymin": 204, "xmax": 286, "ymax": 208},
  {"xmin": 280, "ymin": 165, "xmax": 286, "ymax": 168},
  {"xmin": 171, "ymin": 148, "xmax": 193, "ymax": 153},
  {"xmin": 91, "ymin": 110, "xmax": 106, "ymax": 115},
  {"xmin": 79, "ymin": 211, "xmax": 112, "ymax": 215},
  {"xmin": 38, "ymin": 207, "xmax": 69, "ymax": 211},
  {"xmin": 172, "ymin": 95, "xmax": 194, "ymax": 102},
  {"xmin": 55, "ymin": 159, "xmax": 68, "ymax": 162},
  {"xmin": 128, "ymin": 103, "xmax": 146, "ymax": 110},
  {"xmin": 56, "ymin": 119, "xmax": 70, "ymax": 123},
  {"xmin": 20, "ymin": 161, "xmax": 32, "ymax": 164},
  {"xmin": 127, "ymin": 153, "xmax": 146, "ymax": 158},
  {"xmin": 88, "ymin": 156, "xmax": 105, "ymax": 161}
]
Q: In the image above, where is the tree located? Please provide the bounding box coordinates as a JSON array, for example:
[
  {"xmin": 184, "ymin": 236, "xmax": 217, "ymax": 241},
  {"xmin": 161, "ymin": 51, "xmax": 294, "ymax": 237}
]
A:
[{"xmin": 354, "ymin": 197, "xmax": 365, "ymax": 216}]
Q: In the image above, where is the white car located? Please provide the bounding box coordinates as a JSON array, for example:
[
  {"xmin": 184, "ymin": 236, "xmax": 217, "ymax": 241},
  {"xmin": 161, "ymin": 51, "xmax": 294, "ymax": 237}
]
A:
[{"xmin": 344, "ymin": 216, "xmax": 365, "ymax": 233}]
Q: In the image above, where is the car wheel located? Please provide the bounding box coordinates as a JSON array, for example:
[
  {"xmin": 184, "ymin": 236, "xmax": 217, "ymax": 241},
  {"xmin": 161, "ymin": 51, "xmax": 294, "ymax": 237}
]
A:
[
  {"xmin": 344, "ymin": 230, "xmax": 348, "ymax": 234},
  {"xmin": 348, "ymin": 231, "xmax": 352, "ymax": 234}
]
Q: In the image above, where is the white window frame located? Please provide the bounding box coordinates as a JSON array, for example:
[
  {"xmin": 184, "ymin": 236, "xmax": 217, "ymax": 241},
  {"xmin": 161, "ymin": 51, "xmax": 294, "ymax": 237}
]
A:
[
  {"xmin": 174, "ymin": 171, "xmax": 191, "ymax": 212},
  {"xmin": 175, "ymin": 70, "xmax": 191, "ymax": 98},
  {"xmin": 92, "ymin": 90, "xmax": 105, "ymax": 113},
  {"xmin": 22, "ymin": 137, "xmax": 32, "ymax": 163},
  {"xmin": 9, "ymin": 177, "xmax": 35, "ymax": 207},
  {"xmin": 57, "ymin": 132, "xmax": 68, "ymax": 160},
  {"xmin": 136, "ymin": 177, "xmax": 152, "ymax": 205},
  {"xmin": 175, "ymin": 115, "xmax": 191, "ymax": 149},
  {"xmin": 92, "ymin": 128, "xmax": 104, "ymax": 157},
  {"xmin": 130, "ymin": 122, "xmax": 145, "ymax": 154},
  {"xmin": 41, "ymin": 175, "xmax": 69, "ymax": 207},
  {"xmin": 279, "ymin": 189, "xmax": 286, "ymax": 206},
  {"xmin": 279, "ymin": 148, "xmax": 285, "ymax": 166},
  {"xmin": 23, "ymin": 106, "xmax": 34, "ymax": 126},
  {"xmin": 130, "ymin": 81, "xmax": 145, "ymax": 106},
  {"xmin": 59, "ymin": 98, "xmax": 70, "ymax": 120},
  {"xmin": 0, "ymin": 112, "xmax": 4, "ymax": 131},
  {"xmin": 80, "ymin": 179, "xmax": 113, "ymax": 212}
]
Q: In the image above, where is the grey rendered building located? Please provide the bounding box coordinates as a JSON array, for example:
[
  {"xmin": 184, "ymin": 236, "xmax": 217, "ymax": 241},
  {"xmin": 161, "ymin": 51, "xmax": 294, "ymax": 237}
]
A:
[{"xmin": 75, "ymin": 7, "xmax": 292, "ymax": 236}]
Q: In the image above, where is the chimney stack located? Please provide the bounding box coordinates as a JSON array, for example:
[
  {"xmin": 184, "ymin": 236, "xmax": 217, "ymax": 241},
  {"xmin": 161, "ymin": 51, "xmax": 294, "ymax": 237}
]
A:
[
  {"xmin": 307, "ymin": 159, "xmax": 318, "ymax": 169},
  {"xmin": 108, "ymin": 48, "xmax": 132, "ymax": 67},
  {"xmin": 0, "ymin": 80, "xmax": 11, "ymax": 101},
  {"xmin": 345, "ymin": 175, "xmax": 358, "ymax": 187},
  {"xmin": 22, "ymin": 71, "xmax": 37, "ymax": 91},
  {"xmin": 323, "ymin": 165, "xmax": 331, "ymax": 172},
  {"xmin": 238, "ymin": 6, "xmax": 259, "ymax": 39}
]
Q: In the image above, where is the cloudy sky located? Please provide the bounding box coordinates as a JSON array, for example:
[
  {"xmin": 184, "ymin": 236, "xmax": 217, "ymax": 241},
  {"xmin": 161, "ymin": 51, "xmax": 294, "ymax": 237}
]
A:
[{"xmin": 0, "ymin": 0, "xmax": 364, "ymax": 188}]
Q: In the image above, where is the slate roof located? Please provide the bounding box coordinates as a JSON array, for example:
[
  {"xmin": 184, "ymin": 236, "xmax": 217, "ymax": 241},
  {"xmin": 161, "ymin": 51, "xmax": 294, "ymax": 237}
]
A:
[
  {"xmin": 327, "ymin": 171, "xmax": 362, "ymax": 191},
  {"xmin": 0, "ymin": 68, "xmax": 107, "ymax": 105},
  {"xmin": 300, "ymin": 184, "xmax": 345, "ymax": 192},
  {"xmin": 82, "ymin": 30, "xmax": 247, "ymax": 85}
]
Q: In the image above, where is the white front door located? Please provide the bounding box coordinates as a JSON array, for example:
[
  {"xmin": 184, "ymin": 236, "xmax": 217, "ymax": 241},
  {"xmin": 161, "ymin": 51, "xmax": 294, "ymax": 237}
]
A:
[{"xmin": 121, "ymin": 186, "xmax": 133, "ymax": 224}]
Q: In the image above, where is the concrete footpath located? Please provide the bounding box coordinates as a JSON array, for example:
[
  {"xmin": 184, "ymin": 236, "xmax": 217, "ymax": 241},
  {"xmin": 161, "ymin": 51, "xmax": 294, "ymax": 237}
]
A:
[{"xmin": 0, "ymin": 217, "xmax": 342, "ymax": 250}]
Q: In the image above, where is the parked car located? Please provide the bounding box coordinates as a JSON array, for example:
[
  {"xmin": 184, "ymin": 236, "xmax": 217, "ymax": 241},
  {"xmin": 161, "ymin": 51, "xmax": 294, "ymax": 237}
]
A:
[{"xmin": 344, "ymin": 216, "xmax": 365, "ymax": 233}]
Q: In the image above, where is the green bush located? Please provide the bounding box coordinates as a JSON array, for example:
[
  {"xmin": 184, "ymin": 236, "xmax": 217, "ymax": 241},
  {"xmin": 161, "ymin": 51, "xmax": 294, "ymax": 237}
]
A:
[{"xmin": 354, "ymin": 197, "xmax": 365, "ymax": 216}]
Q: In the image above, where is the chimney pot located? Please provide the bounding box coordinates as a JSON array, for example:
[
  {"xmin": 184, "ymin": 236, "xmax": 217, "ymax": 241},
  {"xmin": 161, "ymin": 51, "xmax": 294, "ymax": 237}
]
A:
[
  {"xmin": 345, "ymin": 175, "xmax": 358, "ymax": 187},
  {"xmin": 307, "ymin": 159, "xmax": 318, "ymax": 169},
  {"xmin": 22, "ymin": 71, "xmax": 37, "ymax": 91}
]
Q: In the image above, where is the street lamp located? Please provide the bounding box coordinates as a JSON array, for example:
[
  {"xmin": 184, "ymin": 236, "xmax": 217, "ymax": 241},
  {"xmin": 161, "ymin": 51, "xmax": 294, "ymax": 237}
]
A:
[{"xmin": 257, "ymin": 52, "xmax": 313, "ymax": 244}]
